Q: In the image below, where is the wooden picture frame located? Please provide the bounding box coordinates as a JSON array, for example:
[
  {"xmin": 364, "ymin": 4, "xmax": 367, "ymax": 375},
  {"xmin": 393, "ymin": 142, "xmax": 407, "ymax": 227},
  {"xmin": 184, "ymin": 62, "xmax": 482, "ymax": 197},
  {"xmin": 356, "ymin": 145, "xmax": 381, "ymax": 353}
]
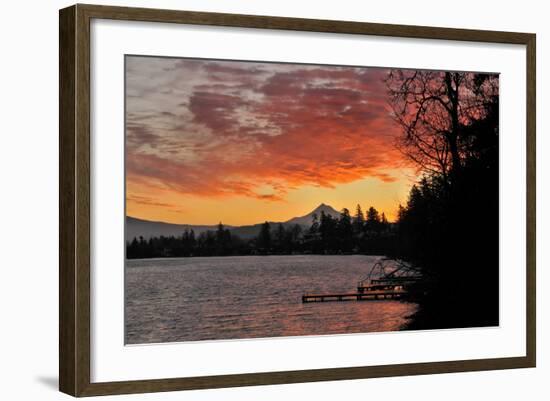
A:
[{"xmin": 59, "ymin": 3, "xmax": 536, "ymax": 397}]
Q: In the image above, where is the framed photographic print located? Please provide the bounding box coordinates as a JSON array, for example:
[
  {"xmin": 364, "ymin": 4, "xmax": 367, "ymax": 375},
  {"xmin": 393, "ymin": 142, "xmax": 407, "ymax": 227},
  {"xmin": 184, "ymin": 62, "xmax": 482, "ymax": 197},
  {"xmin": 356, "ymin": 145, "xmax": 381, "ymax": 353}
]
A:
[{"xmin": 59, "ymin": 4, "xmax": 536, "ymax": 397}]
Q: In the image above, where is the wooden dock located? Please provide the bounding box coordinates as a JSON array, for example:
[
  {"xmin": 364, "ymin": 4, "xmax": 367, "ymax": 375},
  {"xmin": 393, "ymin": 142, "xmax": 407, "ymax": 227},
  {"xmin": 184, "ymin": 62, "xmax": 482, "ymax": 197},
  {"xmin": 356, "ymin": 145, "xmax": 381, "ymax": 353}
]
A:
[
  {"xmin": 301, "ymin": 259, "xmax": 421, "ymax": 303},
  {"xmin": 302, "ymin": 290, "xmax": 406, "ymax": 303}
]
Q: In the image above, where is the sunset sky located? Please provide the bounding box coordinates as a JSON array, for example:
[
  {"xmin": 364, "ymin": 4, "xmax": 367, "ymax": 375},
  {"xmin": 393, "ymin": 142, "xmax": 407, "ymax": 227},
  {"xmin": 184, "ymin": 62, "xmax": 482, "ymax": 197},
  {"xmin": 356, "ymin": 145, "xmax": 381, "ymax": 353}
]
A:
[{"xmin": 125, "ymin": 56, "xmax": 418, "ymax": 225}]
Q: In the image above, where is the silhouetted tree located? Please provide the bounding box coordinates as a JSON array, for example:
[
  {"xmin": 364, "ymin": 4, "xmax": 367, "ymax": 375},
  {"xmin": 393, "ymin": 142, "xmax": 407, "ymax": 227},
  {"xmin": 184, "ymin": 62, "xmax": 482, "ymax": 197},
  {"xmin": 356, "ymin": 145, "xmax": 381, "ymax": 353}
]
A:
[
  {"xmin": 309, "ymin": 213, "xmax": 319, "ymax": 235},
  {"xmin": 385, "ymin": 70, "xmax": 498, "ymax": 181},
  {"xmin": 274, "ymin": 223, "xmax": 286, "ymax": 253},
  {"xmin": 338, "ymin": 208, "xmax": 354, "ymax": 252},
  {"xmin": 380, "ymin": 212, "xmax": 389, "ymax": 230},
  {"xmin": 257, "ymin": 222, "xmax": 272, "ymax": 253},
  {"xmin": 353, "ymin": 204, "xmax": 365, "ymax": 235},
  {"xmin": 215, "ymin": 223, "xmax": 232, "ymax": 255},
  {"xmin": 289, "ymin": 224, "xmax": 302, "ymax": 252},
  {"xmin": 181, "ymin": 229, "xmax": 196, "ymax": 256},
  {"xmin": 388, "ymin": 70, "xmax": 500, "ymax": 330},
  {"xmin": 365, "ymin": 206, "xmax": 381, "ymax": 233},
  {"xmin": 319, "ymin": 211, "xmax": 337, "ymax": 252}
]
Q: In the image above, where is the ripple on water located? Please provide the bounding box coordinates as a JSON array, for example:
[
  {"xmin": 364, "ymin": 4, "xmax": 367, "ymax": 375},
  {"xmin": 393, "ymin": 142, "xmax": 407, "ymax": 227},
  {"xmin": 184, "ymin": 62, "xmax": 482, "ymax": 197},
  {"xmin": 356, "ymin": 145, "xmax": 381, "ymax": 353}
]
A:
[{"xmin": 125, "ymin": 255, "xmax": 417, "ymax": 344}]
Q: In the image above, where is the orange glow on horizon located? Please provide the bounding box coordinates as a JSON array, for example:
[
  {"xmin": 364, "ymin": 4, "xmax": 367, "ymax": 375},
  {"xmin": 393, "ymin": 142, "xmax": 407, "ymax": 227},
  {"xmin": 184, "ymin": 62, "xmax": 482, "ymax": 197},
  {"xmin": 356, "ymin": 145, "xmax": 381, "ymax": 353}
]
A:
[{"xmin": 126, "ymin": 168, "xmax": 416, "ymax": 226}]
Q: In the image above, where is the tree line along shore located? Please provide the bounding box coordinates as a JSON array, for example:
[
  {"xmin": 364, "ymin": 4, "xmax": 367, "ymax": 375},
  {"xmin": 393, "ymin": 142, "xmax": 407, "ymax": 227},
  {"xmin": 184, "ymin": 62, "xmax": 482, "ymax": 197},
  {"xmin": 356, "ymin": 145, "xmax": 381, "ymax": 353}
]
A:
[{"xmin": 126, "ymin": 205, "xmax": 394, "ymax": 259}]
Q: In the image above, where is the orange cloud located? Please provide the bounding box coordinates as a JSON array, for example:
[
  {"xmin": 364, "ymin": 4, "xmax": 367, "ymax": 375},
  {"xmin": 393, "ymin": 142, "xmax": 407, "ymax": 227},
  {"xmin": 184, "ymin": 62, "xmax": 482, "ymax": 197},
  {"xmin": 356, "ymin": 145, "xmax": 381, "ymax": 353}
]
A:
[{"xmin": 125, "ymin": 57, "xmax": 412, "ymax": 212}]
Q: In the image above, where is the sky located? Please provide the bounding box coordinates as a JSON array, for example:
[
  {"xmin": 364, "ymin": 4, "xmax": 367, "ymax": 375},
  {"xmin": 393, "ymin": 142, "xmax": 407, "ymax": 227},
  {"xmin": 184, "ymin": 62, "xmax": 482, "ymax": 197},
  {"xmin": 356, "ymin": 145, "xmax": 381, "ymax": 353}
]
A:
[{"xmin": 125, "ymin": 56, "xmax": 418, "ymax": 225}]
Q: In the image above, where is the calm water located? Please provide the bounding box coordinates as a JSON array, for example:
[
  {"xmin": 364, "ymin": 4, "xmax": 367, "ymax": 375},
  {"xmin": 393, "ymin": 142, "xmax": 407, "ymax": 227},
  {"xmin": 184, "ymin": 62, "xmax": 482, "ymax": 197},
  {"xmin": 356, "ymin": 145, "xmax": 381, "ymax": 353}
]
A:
[{"xmin": 125, "ymin": 255, "xmax": 417, "ymax": 344}]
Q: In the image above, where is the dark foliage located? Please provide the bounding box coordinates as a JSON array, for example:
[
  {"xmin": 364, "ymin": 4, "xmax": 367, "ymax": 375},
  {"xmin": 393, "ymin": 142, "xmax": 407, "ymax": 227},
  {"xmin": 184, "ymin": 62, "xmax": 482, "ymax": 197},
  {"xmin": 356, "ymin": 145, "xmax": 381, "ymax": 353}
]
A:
[
  {"xmin": 387, "ymin": 71, "xmax": 500, "ymax": 329},
  {"xmin": 126, "ymin": 206, "xmax": 394, "ymax": 259}
]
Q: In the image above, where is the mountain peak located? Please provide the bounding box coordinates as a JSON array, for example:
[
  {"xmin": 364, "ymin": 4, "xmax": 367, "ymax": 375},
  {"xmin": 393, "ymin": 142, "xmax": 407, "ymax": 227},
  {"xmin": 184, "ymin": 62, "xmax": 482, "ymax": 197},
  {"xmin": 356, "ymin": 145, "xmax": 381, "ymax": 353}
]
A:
[
  {"xmin": 312, "ymin": 203, "xmax": 339, "ymax": 214},
  {"xmin": 284, "ymin": 203, "xmax": 340, "ymax": 226}
]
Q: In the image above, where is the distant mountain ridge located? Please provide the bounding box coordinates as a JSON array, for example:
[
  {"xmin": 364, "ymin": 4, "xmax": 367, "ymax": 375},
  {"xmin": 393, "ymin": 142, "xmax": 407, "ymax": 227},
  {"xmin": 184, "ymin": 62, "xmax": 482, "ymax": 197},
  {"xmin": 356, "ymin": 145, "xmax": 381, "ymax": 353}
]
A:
[
  {"xmin": 125, "ymin": 217, "xmax": 225, "ymax": 242},
  {"xmin": 126, "ymin": 203, "xmax": 341, "ymax": 242}
]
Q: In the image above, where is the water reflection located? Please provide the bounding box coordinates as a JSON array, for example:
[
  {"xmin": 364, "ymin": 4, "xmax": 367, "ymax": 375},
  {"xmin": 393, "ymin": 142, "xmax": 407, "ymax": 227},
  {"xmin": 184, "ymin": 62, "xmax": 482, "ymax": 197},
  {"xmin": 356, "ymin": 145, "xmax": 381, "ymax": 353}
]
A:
[{"xmin": 125, "ymin": 255, "xmax": 417, "ymax": 344}]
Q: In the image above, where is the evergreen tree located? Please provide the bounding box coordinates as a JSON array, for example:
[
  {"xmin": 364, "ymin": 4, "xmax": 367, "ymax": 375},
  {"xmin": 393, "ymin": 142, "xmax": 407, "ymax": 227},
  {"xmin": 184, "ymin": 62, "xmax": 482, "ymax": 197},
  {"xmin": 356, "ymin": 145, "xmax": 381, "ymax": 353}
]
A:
[
  {"xmin": 215, "ymin": 222, "xmax": 232, "ymax": 255},
  {"xmin": 290, "ymin": 224, "xmax": 302, "ymax": 251},
  {"xmin": 365, "ymin": 206, "xmax": 381, "ymax": 234},
  {"xmin": 319, "ymin": 211, "xmax": 338, "ymax": 252},
  {"xmin": 309, "ymin": 213, "xmax": 319, "ymax": 234},
  {"xmin": 380, "ymin": 212, "xmax": 389, "ymax": 232},
  {"xmin": 353, "ymin": 204, "xmax": 365, "ymax": 233},
  {"xmin": 275, "ymin": 223, "xmax": 286, "ymax": 253},
  {"xmin": 338, "ymin": 208, "xmax": 353, "ymax": 252},
  {"xmin": 257, "ymin": 222, "xmax": 271, "ymax": 252}
]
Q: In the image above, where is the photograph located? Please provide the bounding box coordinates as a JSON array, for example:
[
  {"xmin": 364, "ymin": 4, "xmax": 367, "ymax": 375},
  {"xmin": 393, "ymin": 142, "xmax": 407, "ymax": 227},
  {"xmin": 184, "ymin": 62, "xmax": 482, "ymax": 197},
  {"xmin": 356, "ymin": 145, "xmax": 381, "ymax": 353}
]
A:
[{"xmin": 124, "ymin": 55, "xmax": 500, "ymax": 345}]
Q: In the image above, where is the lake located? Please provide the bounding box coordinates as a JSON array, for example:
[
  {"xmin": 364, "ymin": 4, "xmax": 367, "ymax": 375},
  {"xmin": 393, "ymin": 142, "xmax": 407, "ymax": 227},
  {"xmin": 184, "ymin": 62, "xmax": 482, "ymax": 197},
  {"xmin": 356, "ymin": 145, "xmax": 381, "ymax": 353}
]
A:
[{"xmin": 125, "ymin": 254, "xmax": 417, "ymax": 344}]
